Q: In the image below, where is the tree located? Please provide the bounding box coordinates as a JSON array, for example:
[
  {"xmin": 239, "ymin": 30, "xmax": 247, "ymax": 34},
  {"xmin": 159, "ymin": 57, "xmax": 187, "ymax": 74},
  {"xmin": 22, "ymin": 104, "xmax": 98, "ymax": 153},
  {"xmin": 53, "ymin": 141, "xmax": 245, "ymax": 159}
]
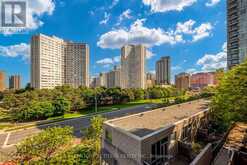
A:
[
  {"xmin": 0, "ymin": 91, "xmax": 4, "ymax": 101},
  {"xmin": 133, "ymin": 88, "xmax": 145, "ymax": 100},
  {"xmin": 211, "ymin": 60, "xmax": 247, "ymax": 131},
  {"xmin": 148, "ymin": 87, "xmax": 163, "ymax": 99},
  {"xmin": 85, "ymin": 115, "xmax": 105, "ymax": 140},
  {"xmin": 53, "ymin": 96, "xmax": 71, "ymax": 116},
  {"xmin": 15, "ymin": 101, "xmax": 54, "ymax": 121},
  {"xmin": 83, "ymin": 116, "xmax": 105, "ymax": 165},
  {"xmin": 15, "ymin": 127, "xmax": 73, "ymax": 164}
]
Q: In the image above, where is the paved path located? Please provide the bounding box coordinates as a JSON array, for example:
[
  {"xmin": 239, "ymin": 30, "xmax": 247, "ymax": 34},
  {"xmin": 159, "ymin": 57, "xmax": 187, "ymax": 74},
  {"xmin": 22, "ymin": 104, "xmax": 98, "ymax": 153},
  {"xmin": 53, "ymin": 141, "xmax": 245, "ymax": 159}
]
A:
[{"xmin": 0, "ymin": 104, "xmax": 157, "ymax": 159}]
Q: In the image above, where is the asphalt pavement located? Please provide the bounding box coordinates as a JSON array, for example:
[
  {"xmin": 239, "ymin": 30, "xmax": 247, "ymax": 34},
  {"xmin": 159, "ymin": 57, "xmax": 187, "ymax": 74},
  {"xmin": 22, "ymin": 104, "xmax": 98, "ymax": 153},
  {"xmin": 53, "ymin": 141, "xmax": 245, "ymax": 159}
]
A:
[{"xmin": 0, "ymin": 104, "xmax": 157, "ymax": 160}]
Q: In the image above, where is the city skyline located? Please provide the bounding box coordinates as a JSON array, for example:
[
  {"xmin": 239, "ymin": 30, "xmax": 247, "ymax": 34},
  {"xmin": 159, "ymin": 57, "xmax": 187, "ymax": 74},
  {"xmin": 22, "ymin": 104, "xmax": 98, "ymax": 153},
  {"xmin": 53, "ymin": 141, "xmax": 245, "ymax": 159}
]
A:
[{"xmin": 0, "ymin": 0, "xmax": 226, "ymax": 87}]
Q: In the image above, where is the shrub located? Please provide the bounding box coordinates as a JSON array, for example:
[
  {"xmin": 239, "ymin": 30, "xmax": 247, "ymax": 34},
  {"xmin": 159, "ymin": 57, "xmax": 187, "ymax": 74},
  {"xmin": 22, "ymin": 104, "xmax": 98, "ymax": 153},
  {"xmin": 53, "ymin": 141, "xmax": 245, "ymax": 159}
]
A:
[
  {"xmin": 15, "ymin": 127, "xmax": 73, "ymax": 164},
  {"xmin": 53, "ymin": 97, "xmax": 71, "ymax": 116},
  {"xmin": 15, "ymin": 101, "xmax": 54, "ymax": 121}
]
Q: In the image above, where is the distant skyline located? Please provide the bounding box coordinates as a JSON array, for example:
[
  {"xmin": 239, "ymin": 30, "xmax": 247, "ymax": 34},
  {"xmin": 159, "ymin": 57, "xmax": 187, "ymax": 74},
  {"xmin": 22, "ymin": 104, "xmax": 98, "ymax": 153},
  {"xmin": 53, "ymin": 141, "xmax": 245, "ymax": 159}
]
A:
[{"xmin": 0, "ymin": 0, "xmax": 226, "ymax": 87}]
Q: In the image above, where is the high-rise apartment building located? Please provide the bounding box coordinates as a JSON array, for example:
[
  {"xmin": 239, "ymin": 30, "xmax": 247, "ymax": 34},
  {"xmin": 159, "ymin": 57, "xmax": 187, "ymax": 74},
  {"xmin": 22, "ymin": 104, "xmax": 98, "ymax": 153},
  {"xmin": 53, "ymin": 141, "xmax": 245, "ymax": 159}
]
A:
[
  {"xmin": 227, "ymin": 0, "xmax": 247, "ymax": 68},
  {"xmin": 99, "ymin": 73, "xmax": 108, "ymax": 87},
  {"xmin": 156, "ymin": 56, "xmax": 171, "ymax": 85},
  {"xmin": 175, "ymin": 73, "xmax": 191, "ymax": 90},
  {"xmin": 31, "ymin": 34, "xmax": 89, "ymax": 89},
  {"xmin": 9, "ymin": 75, "xmax": 21, "ymax": 90},
  {"xmin": 146, "ymin": 72, "xmax": 156, "ymax": 88},
  {"xmin": 107, "ymin": 66, "xmax": 121, "ymax": 88},
  {"xmin": 120, "ymin": 45, "xmax": 146, "ymax": 89},
  {"xmin": 0, "ymin": 71, "xmax": 5, "ymax": 92}
]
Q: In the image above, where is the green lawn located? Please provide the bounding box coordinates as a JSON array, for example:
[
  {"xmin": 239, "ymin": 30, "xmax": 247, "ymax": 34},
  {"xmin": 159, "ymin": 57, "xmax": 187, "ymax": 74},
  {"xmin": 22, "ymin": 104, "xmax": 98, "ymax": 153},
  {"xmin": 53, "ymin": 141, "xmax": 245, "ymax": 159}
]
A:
[
  {"xmin": 1, "ymin": 98, "xmax": 169, "ymax": 131},
  {"xmin": 48, "ymin": 98, "xmax": 164, "ymax": 120},
  {"xmin": 0, "ymin": 123, "xmax": 15, "ymax": 130}
]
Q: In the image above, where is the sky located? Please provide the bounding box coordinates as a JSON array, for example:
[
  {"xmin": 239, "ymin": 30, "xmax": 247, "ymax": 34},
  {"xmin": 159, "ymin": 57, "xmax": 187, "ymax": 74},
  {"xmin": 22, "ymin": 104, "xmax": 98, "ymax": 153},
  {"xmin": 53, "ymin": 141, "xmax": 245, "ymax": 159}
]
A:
[{"xmin": 0, "ymin": 0, "xmax": 227, "ymax": 87}]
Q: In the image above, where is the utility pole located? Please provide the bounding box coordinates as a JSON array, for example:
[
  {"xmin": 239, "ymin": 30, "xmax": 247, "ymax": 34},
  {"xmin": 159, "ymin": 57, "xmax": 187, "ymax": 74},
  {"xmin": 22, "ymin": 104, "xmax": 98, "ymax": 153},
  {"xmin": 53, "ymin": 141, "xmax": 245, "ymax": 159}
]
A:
[{"xmin": 95, "ymin": 90, "xmax": 97, "ymax": 113}]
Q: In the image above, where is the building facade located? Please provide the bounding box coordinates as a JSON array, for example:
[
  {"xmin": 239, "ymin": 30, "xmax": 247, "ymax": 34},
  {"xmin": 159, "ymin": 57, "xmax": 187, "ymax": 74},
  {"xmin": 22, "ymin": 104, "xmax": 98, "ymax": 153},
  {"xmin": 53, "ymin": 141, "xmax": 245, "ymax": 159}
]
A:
[
  {"xmin": 190, "ymin": 72, "xmax": 216, "ymax": 89},
  {"xmin": 146, "ymin": 72, "xmax": 156, "ymax": 88},
  {"xmin": 121, "ymin": 45, "xmax": 146, "ymax": 89},
  {"xmin": 0, "ymin": 71, "xmax": 5, "ymax": 92},
  {"xmin": 227, "ymin": 0, "xmax": 247, "ymax": 68},
  {"xmin": 107, "ymin": 66, "xmax": 121, "ymax": 88},
  {"xmin": 175, "ymin": 73, "xmax": 191, "ymax": 91},
  {"xmin": 9, "ymin": 75, "xmax": 21, "ymax": 90},
  {"xmin": 156, "ymin": 56, "xmax": 171, "ymax": 85},
  {"xmin": 31, "ymin": 34, "xmax": 89, "ymax": 89},
  {"xmin": 99, "ymin": 73, "xmax": 108, "ymax": 87},
  {"xmin": 101, "ymin": 100, "xmax": 209, "ymax": 165}
]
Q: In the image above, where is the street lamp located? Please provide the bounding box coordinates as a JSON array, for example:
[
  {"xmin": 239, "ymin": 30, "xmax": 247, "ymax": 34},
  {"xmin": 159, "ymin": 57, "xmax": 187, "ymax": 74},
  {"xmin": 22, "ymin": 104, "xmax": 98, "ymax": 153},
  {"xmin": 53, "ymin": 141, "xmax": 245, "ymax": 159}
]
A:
[{"xmin": 95, "ymin": 90, "xmax": 98, "ymax": 113}]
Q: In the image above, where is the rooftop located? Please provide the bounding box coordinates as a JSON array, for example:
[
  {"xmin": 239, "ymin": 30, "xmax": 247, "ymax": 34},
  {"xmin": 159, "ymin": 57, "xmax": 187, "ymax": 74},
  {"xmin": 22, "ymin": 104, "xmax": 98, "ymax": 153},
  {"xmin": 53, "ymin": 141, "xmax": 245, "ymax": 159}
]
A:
[{"xmin": 107, "ymin": 99, "xmax": 209, "ymax": 138}]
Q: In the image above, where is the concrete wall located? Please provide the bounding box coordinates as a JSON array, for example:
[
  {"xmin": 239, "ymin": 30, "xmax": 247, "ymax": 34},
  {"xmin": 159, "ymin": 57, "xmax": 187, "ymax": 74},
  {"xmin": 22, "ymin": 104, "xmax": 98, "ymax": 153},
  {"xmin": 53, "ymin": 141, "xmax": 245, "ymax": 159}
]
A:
[
  {"xmin": 102, "ymin": 124, "xmax": 142, "ymax": 165},
  {"xmin": 190, "ymin": 143, "xmax": 213, "ymax": 165},
  {"xmin": 140, "ymin": 125, "xmax": 176, "ymax": 164}
]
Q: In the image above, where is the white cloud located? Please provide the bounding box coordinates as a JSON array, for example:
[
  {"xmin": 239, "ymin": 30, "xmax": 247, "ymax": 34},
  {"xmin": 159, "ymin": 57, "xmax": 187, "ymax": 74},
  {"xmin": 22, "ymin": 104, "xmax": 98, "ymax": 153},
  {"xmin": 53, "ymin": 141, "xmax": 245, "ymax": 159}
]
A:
[
  {"xmin": 176, "ymin": 19, "xmax": 196, "ymax": 34},
  {"xmin": 142, "ymin": 0, "xmax": 197, "ymax": 13},
  {"xmin": 175, "ymin": 20, "xmax": 213, "ymax": 42},
  {"xmin": 98, "ymin": 19, "xmax": 213, "ymax": 49},
  {"xmin": 172, "ymin": 65, "xmax": 182, "ymax": 71},
  {"xmin": 186, "ymin": 68, "xmax": 197, "ymax": 73},
  {"xmin": 109, "ymin": 0, "xmax": 119, "ymax": 9},
  {"xmin": 0, "ymin": 43, "xmax": 30, "ymax": 61},
  {"xmin": 100, "ymin": 12, "xmax": 111, "ymax": 25},
  {"xmin": 97, "ymin": 19, "xmax": 183, "ymax": 49},
  {"xmin": 146, "ymin": 49, "xmax": 155, "ymax": 59},
  {"xmin": 116, "ymin": 9, "xmax": 132, "ymax": 25},
  {"xmin": 206, "ymin": 0, "xmax": 221, "ymax": 7},
  {"xmin": 0, "ymin": 0, "xmax": 55, "ymax": 35},
  {"xmin": 113, "ymin": 56, "xmax": 121, "ymax": 63},
  {"xmin": 96, "ymin": 56, "xmax": 120, "ymax": 67},
  {"xmin": 197, "ymin": 42, "xmax": 227, "ymax": 71},
  {"xmin": 148, "ymin": 70, "xmax": 156, "ymax": 74},
  {"xmin": 192, "ymin": 23, "xmax": 213, "ymax": 42}
]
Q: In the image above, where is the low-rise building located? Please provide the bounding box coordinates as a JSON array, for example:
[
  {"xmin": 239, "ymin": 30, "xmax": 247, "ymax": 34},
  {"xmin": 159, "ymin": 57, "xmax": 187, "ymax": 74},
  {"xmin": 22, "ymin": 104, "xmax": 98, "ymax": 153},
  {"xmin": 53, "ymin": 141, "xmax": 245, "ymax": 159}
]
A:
[
  {"xmin": 101, "ymin": 99, "xmax": 209, "ymax": 165},
  {"xmin": 190, "ymin": 72, "xmax": 216, "ymax": 89}
]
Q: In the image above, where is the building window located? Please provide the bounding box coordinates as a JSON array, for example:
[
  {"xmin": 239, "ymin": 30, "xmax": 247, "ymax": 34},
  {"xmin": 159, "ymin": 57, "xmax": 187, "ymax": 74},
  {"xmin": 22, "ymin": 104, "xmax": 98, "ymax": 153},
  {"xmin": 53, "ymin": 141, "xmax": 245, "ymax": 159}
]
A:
[{"xmin": 151, "ymin": 137, "xmax": 168, "ymax": 165}]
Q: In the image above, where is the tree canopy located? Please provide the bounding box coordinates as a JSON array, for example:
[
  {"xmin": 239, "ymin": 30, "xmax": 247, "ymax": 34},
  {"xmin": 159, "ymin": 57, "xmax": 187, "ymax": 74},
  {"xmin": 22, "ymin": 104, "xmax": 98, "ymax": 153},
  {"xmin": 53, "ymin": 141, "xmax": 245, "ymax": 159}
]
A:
[
  {"xmin": 15, "ymin": 127, "xmax": 73, "ymax": 164},
  {"xmin": 211, "ymin": 60, "xmax": 247, "ymax": 130},
  {"xmin": 0, "ymin": 86, "xmax": 179, "ymax": 122}
]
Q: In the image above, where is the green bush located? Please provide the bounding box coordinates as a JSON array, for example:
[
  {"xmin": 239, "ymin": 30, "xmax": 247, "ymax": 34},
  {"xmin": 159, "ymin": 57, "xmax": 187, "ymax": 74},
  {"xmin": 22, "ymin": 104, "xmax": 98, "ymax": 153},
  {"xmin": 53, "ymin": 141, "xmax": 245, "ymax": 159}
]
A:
[
  {"xmin": 53, "ymin": 96, "xmax": 71, "ymax": 116},
  {"xmin": 15, "ymin": 127, "xmax": 73, "ymax": 164},
  {"xmin": 15, "ymin": 101, "xmax": 54, "ymax": 121}
]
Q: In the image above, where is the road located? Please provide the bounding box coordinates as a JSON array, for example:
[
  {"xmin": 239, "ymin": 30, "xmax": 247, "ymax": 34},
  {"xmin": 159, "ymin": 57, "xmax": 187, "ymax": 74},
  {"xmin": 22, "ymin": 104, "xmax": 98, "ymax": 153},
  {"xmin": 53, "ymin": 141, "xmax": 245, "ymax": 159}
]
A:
[{"xmin": 0, "ymin": 104, "xmax": 157, "ymax": 159}]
